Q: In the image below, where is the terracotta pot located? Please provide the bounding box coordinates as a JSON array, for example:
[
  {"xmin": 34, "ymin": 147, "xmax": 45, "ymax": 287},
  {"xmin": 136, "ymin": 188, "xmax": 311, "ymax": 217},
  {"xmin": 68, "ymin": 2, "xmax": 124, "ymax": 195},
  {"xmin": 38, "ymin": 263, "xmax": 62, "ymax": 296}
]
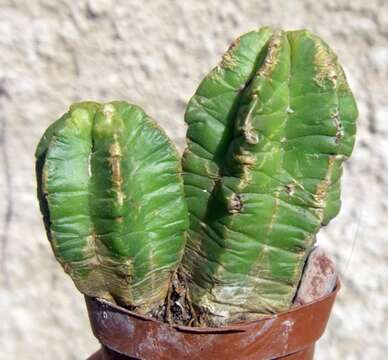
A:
[{"xmin": 86, "ymin": 279, "xmax": 339, "ymax": 360}]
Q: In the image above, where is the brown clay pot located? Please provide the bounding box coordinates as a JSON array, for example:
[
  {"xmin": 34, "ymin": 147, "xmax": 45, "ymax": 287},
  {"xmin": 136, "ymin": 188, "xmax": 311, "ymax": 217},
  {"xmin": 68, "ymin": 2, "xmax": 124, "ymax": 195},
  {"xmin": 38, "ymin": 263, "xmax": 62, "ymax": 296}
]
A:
[{"xmin": 86, "ymin": 279, "xmax": 339, "ymax": 360}]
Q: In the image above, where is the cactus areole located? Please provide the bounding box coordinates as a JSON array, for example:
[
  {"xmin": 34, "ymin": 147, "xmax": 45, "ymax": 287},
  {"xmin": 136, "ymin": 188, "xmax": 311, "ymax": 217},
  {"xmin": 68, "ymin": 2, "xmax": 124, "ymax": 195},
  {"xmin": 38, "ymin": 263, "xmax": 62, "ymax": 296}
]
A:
[{"xmin": 36, "ymin": 27, "xmax": 358, "ymax": 327}]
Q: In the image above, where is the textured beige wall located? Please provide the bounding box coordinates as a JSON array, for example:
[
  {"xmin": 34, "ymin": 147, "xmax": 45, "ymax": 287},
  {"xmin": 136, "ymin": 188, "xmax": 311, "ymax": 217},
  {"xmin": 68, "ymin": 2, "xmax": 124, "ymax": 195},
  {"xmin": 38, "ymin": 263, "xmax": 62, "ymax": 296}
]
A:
[{"xmin": 0, "ymin": 0, "xmax": 387, "ymax": 359}]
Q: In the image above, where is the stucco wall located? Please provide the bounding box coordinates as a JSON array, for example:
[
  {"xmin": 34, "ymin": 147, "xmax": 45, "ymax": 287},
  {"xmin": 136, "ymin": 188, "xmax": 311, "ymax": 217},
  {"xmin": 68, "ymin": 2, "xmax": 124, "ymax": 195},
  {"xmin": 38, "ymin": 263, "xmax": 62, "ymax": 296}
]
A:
[{"xmin": 0, "ymin": 1, "xmax": 387, "ymax": 359}]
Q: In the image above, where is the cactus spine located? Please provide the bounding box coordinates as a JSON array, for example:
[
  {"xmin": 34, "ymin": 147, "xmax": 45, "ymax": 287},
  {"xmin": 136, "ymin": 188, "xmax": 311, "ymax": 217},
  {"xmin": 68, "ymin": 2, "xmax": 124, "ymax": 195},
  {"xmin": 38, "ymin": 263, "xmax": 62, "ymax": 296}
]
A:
[
  {"xmin": 36, "ymin": 101, "xmax": 188, "ymax": 313},
  {"xmin": 182, "ymin": 28, "xmax": 358, "ymax": 324}
]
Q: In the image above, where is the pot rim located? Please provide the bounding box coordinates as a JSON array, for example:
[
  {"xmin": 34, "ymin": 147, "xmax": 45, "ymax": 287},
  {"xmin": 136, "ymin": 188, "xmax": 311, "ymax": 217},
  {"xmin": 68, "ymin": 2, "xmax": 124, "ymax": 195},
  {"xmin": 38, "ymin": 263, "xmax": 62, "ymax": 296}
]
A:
[
  {"xmin": 86, "ymin": 277, "xmax": 340, "ymax": 359},
  {"xmin": 87, "ymin": 278, "xmax": 340, "ymax": 334}
]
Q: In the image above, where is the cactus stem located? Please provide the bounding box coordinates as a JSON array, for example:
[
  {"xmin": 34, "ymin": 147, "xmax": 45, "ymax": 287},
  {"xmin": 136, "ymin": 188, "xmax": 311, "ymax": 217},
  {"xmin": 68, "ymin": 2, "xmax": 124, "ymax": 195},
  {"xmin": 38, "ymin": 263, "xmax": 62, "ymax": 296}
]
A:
[
  {"xmin": 36, "ymin": 101, "xmax": 189, "ymax": 312},
  {"xmin": 182, "ymin": 27, "xmax": 358, "ymax": 324}
]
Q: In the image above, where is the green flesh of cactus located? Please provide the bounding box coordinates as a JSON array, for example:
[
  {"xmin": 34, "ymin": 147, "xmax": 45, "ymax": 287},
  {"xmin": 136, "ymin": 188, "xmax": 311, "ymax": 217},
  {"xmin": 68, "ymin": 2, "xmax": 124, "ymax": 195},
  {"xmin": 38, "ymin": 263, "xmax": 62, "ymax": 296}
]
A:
[
  {"xmin": 36, "ymin": 101, "xmax": 188, "ymax": 313},
  {"xmin": 182, "ymin": 27, "xmax": 358, "ymax": 323}
]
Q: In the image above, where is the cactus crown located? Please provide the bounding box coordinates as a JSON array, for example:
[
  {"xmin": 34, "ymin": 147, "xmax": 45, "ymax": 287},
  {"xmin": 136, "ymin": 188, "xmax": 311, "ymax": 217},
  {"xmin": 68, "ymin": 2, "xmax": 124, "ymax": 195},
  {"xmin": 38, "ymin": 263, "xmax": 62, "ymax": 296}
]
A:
[{"xmin": 36, "ymin": 27, "xmax": 358, "ymax": 324}]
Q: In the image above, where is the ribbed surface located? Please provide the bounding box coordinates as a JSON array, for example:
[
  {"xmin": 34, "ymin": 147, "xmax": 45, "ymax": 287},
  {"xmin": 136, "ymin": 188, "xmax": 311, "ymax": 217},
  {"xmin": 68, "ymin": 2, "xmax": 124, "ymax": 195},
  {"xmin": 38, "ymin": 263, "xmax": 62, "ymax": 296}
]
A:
[
  {"xmin": 182, "ymin": 28, "xmax": 358, "ymax": 323},
  {"xmin": 36, "ymin": 101, "xmax": 189, "ymax": 312}
]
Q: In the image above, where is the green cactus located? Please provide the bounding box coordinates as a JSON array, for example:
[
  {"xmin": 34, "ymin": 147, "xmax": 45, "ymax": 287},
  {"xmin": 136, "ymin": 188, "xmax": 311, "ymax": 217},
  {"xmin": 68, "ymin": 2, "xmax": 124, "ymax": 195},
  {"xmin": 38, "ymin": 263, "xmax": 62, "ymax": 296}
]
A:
[
  {"xmin": 35, "ymin": 27, "xmax": 357, "ymax": 325},
  {"xmin": 181, "ymin": 27, "xmax": 358, "ymax": 324},
  {"xmin": 35, "ymin": 101, "xmax": 189, "ymax": 313}
]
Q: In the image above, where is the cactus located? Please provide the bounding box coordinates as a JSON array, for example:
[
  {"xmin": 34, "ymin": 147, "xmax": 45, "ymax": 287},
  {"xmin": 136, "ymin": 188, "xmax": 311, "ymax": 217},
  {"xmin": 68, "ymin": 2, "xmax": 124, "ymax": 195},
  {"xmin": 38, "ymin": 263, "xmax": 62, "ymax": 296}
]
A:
[
  {"xmin": 35, "ymin": 101, "xmax": 189, "ymax": 313},
  {"xmin": 181, "ymin": 27, "xmax": 358, "ymax": 324},
  {"xmin": 35, "ymin": 28, "xmax": 357, "ymax": 325}
]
